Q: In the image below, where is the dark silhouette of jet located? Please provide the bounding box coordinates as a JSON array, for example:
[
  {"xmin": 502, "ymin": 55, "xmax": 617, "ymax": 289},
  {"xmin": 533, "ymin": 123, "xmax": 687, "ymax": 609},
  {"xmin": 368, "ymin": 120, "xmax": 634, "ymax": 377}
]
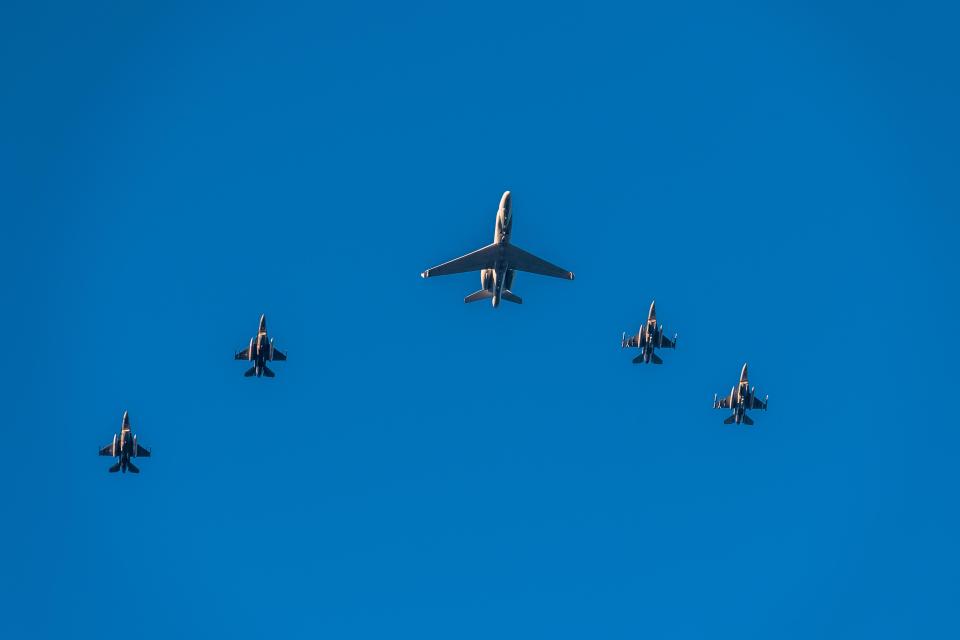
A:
[
  {"xmin": 99, "ymin": 411, "xmax": 151, "ymax": 473},
  {"xmin": 714, "ymin": 363, "xmax": 768, "ymax": 425},
  {"xmin": 235, "ymin": 314, "xmax": 287, "ymax": 377},
  {"xmin": 621, "ymin": 300, "xmax": 677, "ymax": 364}
]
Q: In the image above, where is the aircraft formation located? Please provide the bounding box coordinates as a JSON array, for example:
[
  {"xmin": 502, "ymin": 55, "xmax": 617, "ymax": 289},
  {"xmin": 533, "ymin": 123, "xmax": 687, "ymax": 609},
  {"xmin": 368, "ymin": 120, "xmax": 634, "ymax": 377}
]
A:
[{"xmin": 100, "ymin": 190, "xmax": 768, "ymax": 473}]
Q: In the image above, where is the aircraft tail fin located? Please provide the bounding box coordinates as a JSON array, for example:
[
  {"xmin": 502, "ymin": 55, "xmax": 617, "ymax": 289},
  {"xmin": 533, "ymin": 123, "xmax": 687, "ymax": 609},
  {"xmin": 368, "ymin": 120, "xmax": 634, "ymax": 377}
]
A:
[
  {"xmin": 723, "ymin": 415, "xmax": 737, "ymax": 425},
  {"xmin": 127, "ymin": 461, "xmax": 140, "ymax": 474},
  {"xmin": 108, "ymin": 463, "xmax": 122, "ymax": 473},
  {"xmin": 262, "ymin": 365, "xmax": 276, "ymax": 378},
  {"xmin": 244, "ymin": 366, "xmax": 257, "ymax": 377},
  {"xmin": 651, "ymin": 353, "xmax": 663, "ymax": 365},
  {"xmin": 501, "ymin": 290, "xmax": 522, "ymax": 304},
  {"xmin": 742, "ymin": 414, "xmax": 754, "ymax": 426},
  {"xmin": 464, "ymin": 289, "xmax": 495, "ymax": 304}
]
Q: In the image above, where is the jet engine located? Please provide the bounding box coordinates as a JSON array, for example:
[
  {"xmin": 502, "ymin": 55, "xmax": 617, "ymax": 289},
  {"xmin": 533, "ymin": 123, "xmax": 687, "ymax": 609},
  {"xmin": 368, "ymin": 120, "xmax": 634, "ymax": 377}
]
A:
[
  {"xmin": 502, "ymin": 269, "xmax": 515, "ymax": 291},
  {"xmin": 481, "ymin": 269, "xmax": 494, "ymax": 290}
]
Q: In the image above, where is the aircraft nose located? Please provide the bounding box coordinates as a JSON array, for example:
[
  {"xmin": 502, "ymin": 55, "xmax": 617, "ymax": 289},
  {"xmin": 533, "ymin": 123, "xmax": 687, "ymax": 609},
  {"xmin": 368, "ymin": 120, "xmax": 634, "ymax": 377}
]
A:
[{"xmin": 259, "ymin": 314, "xmax": 267, "ymax": 330}]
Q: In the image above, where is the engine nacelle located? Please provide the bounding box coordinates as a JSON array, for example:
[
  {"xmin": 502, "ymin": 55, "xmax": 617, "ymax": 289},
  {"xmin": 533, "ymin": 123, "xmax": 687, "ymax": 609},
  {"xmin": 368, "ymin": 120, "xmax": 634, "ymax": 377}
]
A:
[
  {"xmin": 502, "ymin": 269, "xmax": 515, "ymax": 291},
  {"xmin": 481, "ymin": 269, "xmax": 494, "ymax": 290}
]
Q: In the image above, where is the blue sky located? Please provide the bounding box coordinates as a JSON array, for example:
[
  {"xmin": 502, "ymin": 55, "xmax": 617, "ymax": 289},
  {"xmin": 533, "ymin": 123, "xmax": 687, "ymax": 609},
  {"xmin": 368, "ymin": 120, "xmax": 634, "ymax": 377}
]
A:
[{"xmin": 2, "ymin": 1, "xmax": 958, "ymax": 638}]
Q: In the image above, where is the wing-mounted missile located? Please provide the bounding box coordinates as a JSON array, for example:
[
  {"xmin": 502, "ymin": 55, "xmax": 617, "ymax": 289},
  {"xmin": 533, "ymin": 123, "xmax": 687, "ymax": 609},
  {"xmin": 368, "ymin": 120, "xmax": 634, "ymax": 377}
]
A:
[
  {"xmin": 269, "ymin": 338, "xmax": 275, "ymax": 360},
  {"xmin": 132, "ymin": 435, "xmax": 138, "ymax": 457},
  {"xmin": 621, "ymin": 332, "xmax": 628, "ymax": 348},
  {"xmin": 713, "ymin": 393, "xmax": 718, "ymax": 407}
]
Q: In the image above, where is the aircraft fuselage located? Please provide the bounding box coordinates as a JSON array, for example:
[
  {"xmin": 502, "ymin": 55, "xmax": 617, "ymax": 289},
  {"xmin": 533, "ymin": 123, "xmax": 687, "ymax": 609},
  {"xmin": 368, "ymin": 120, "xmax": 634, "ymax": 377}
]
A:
[
  {"xmin": 480, "ymin": 191, "xmax": 516, "ymax": 308},
  {"xmin": 724, "ymin": 368, "xmax": 759, "ymax": 424},
  {"xmin": 243, "ymin": 315, "xmax": 274, "ymax": 376},
  {"xmin": 103, "ymin": 412, "xmax": 147, "ymax": 473}
]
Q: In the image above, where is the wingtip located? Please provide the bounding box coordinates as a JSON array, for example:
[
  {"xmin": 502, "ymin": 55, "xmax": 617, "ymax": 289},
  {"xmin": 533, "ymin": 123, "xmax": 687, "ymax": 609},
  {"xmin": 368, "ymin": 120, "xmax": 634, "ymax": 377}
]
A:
[
  {"xmin": 568, "ymin": 272, "xmax": 575, "ymax": 280},
  {"xmin": 420, "ymin": 270, "xmax": 429, "ymax": 279}
]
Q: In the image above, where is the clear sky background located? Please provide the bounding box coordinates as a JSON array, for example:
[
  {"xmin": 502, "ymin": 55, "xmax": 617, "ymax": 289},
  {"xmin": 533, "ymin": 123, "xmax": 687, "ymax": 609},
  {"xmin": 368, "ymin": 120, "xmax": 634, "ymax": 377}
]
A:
[{"xmin": 3, "ymin": 1, "xmax": 958, "ymax": 638}]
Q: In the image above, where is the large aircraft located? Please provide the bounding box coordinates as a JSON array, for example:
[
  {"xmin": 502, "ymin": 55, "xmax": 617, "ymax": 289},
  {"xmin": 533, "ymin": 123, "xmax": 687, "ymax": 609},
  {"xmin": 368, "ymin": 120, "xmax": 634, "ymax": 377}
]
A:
[
  {"xmin": 713, "ymin": 363, "xmax": 768, "ymax": 425},
  {"xmin": 234, "ymin": 314, "xmax": 287, "ymax": 377},
  {"xmin": 420, "ymin": 191, "xmax": 575, "ymax": 307},
  {"xmin": 99, "ymin": 411, "xmax": 151, "ymax": 473},
  {"xmin": 621, "ymin": 300, "xmax": 676, "ymax": 364}
]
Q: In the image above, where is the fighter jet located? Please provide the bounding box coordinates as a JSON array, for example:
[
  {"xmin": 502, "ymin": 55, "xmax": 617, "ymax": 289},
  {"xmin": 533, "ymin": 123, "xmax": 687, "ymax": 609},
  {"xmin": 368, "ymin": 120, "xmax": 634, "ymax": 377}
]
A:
[
  {"xmin": 621, "ymin": 300, "xmax": 677, "ymax": 364},
  {"xmin": 99, "ymin": 411, "xmax": 151, "ymax": 473},
  {"xmin": 420, "ymin": 191, "xmax": 575, "ymax": 307},
  {"xmin": 234, "ymin": 314, "xmax": 286, "ymax": 377},
  {"xmin": 713, "ymin": 363, "xmax": 768, "ymax": 425}
]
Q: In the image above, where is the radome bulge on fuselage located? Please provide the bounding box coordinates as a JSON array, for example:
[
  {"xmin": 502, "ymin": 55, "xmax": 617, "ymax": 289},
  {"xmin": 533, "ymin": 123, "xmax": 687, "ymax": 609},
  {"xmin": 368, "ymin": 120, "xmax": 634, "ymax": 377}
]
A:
[{"xmin": 420, "ymin": 191, "xmax": 575, "ymax": 307}]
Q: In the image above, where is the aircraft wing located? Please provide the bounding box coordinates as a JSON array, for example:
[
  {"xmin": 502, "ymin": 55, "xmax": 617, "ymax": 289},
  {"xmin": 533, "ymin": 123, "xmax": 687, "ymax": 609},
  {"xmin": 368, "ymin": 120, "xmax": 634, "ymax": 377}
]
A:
[
  {"xmin": 98, "ymin": 443, "xmax": 115, "ymax": 456},
  {"xmin": 623, "ymin": 334, "xmax": 640, "ymax": 348},
  {"xmin": 135, "ymin": 444, "xmax": 151, "ymax": 457},
  {"xmin": 714, "ymin": 396, "xmax": 732, "ymax": 409},
  {"xmin": 271, "ymin": 348, "xmax": 287, "ymax": 361},
  {"xmin": 504, "ymin": 244, "xmax": 575, "ymax": 280},
  {"xmin": 750, "ymin": 395, "xmax": 768, "ymax": 410},
  {"xmin": 659, "ymin": 333, "xmax": 675, "ymax": 349},
  {"xmin": 234, "ymin": 348, "xmax": 251, "ymax": 360},
  {"xmin": 421, "ymin": 244, "xmax": 498, "ymax": 278}
]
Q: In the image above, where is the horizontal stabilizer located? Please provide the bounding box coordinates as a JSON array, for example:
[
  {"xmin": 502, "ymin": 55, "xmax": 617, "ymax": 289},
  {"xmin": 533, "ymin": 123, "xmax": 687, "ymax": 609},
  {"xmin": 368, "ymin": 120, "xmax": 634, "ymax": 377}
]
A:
[
  {"xmin": 464, "ymin": 289, "xmax": 494, "ymax": 304},
  {"xmin": 632, "ymin": 353, "xmax": 647, "ymax": 364},
  {"xmin": 742, "ymin": 414, "xmax": 754, "ymax": 426},
  {"xmin": 108, "ymin": 463, "xmax": 121, "ymax": 473},
  {"xmin": 723, "ymin": 415, "xmax": 737, "ymax": 424},
  {"xmin": 127, "ymin": 461, "xmax": 140, "ymax": 474},
  {"xmin": 244, "ymin": 366, "xmax": 257, "ymax": 377},
  {"xmin": 262, "ymin": 366, "xmax": 276, "ymax": 378},
  {"xmin": 501, "ymin": 290, "xmax": 522, "ymax": 304},
  {"xmin": 651, "ymin": 353, "xmax": 663, "ymax": 365}
]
